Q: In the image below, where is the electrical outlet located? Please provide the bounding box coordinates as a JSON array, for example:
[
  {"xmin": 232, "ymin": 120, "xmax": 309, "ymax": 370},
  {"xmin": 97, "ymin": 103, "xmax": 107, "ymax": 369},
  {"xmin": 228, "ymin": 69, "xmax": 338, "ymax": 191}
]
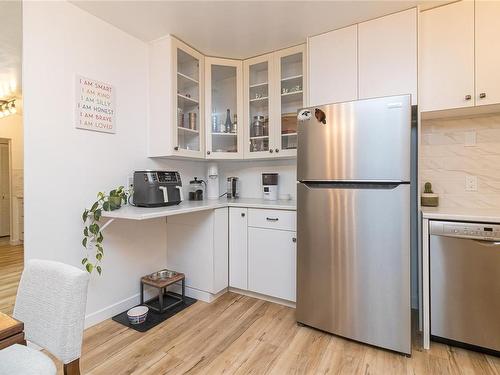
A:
[
  {"xmin": 465, "ymin": 175, "xmax": 478, "ymax": 192},
  {"xmin": 464, "ymin": 130, "xmax": 476, "ymax": 147},
  {"xmin": 127, "ymin": 175, "xmax": 134, "ymax": 191}
]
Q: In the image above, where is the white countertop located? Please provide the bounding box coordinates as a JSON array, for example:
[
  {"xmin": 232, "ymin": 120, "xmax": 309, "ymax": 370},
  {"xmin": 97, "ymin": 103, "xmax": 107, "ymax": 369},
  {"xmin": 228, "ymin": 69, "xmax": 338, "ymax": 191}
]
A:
[
  {"xmin": 421, "ymin": 206, "xmax": 500, "ymax": 223},
  {"xmin": 102, "ymin": 198, "xmax": 296, "ymax": 221}
]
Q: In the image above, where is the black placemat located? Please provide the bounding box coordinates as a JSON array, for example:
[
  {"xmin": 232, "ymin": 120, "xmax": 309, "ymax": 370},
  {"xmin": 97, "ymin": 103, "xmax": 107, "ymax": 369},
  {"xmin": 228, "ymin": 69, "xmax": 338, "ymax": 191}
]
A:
[{"xmin": 112, "ymin": 293, "xmax": 197, "ymax": 332}]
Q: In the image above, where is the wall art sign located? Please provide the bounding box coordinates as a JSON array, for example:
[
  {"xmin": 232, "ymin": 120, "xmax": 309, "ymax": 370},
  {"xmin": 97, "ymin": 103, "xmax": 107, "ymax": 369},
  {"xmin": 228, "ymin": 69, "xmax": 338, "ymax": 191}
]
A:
[{"xmin": 75, "ymin": 75, "xmax": 116, "ymax": 133}]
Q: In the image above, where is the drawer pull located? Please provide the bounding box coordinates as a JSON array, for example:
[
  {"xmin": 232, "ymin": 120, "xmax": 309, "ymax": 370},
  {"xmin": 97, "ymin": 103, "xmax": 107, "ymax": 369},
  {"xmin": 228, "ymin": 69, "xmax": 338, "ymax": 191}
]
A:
[
  {"xmin": 292, "ymin": 237, "xmax": 297, "ymax": 243},
  {"xmin": 266, "ymin": 217, "xmax": 279, "ymax": 222}
]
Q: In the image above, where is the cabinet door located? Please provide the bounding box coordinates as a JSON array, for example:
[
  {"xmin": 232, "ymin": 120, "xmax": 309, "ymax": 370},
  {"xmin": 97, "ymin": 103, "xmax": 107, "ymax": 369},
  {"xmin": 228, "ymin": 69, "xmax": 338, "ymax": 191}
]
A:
[
  {"xmin": 248, "ymin": 227, "xmax": 296, "ymax": 301},
  {"xmin": 274, "ymin": 45, "xmax": 306, "ymax": 157},
  {"xmin": 420, "ymin": 1, "xmax": 474, "ymax": 112},
  {"xmin": 205, "ymin": 58, "xmax": 243, "ymax": 159},
  {"xmin": 308, "ymin": 25, "xmax": 358, "ymax": 106},
  {"xmin": 172, "ymin": 38, "xmax": 205, "ymax": 158},
  {"xmin": 229, "ymin": 208, "xmax": 248, "ymax": 290},
  {"xmin": 358, "ymin": 9, "xmax": 417, "ymax": 104},
  {"xmin": 475, "ymin": 1, "xmax": 500, "ymax": 106},
  {"xmin": 244, "ymin": 53, "xmax": 276, "ymax": 158}
]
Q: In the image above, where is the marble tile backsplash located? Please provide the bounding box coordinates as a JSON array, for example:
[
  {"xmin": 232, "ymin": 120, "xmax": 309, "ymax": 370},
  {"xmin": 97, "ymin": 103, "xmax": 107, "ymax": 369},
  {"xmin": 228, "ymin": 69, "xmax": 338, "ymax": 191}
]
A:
[{"xmin": 421, "ymin": 114, "xmax": 500, "ymax": 209}]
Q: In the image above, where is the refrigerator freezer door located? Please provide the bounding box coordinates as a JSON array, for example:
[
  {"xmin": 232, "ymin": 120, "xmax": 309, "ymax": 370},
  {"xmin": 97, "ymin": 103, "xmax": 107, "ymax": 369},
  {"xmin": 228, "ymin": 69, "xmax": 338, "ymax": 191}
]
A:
[
  {"xmin": 296, "ymin": 182, "xmax": 411, "ymax": 354},
  {"xmin": 297, "ymin": 95, "xmax": 411, "ymax": 182}
]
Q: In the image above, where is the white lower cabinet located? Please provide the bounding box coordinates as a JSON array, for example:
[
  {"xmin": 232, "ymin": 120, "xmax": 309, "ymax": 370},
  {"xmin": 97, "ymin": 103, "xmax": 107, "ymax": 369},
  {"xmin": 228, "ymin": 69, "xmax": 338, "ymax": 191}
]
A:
[
  {"xmin": 229, "ymin": 208, "xmax": 248, "ymax": 289},
  {"xmin": 248, "ymin": 227, "xmax": 297, "ymax": 302},
  {"xmin": 229, "ymin": 207, "xmax": 297, "ymax": 302},
  {"xmin": 166, "ymin": 208, "xmax": 228, "ymax": 299}
]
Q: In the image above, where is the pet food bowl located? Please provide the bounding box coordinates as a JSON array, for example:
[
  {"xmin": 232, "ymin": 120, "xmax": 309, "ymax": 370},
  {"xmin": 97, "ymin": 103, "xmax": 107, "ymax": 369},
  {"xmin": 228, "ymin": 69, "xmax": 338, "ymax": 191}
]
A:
[{"xmin": 127, "ymin": 305, "xmax": 148, "ymax": 325}]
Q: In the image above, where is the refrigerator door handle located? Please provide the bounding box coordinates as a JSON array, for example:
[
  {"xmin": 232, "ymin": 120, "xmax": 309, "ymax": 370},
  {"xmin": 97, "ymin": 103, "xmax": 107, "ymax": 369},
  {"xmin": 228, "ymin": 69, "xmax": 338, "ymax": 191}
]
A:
[{"xmin": 300, "ymin": 181, "xmax": 408, "ymax": 190}]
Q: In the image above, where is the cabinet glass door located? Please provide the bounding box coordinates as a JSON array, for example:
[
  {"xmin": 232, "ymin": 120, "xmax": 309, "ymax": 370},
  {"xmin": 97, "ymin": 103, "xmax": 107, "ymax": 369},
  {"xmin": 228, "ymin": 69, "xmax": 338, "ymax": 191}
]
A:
[
  {"xmin": 278, "ymin": 50, "xmax": 304, "ymax": 153},
  {"xmin": 209, "ymin": 64, "xmax": 238, "ymax": 155},
  {"xmin": 176, "ymin": 48, "xmax": 201, "ymax": 152},
  {"xmin": 248, "ymin": 60, "xmax": 270, "ymax": 154}
]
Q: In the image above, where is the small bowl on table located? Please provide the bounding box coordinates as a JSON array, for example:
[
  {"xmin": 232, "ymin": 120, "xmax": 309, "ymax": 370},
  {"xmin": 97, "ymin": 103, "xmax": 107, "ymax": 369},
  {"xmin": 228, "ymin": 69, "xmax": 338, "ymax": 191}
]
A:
[{"xmin": 127, "ymin": 305, "xmax": 148, "ymax": 325}]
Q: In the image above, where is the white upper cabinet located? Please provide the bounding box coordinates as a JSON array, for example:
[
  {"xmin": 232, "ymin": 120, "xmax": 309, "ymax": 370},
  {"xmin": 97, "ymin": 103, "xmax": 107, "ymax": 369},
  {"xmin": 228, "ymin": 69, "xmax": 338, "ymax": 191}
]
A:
[
  {"xmin": 420, "ymin": 1, "xmax": 475, "ymax": 112},
  {"xmin": 358, "ymin": 9, "xmax": 417, "ymax": 104},
  {"xmin": 275, "ymin": 45, "xmax": 306, "ymax": 157},
  {"xmin": 244, "ymin": 53, "xmax": 275, "ymax": 158},
  {"xmin": 149, "ymin": 36, "xmax": 205, "ymax": 158},
  {"xmin": 205, "ymin": 57, "xmax": 243, "ymax": 159},
  {"xmin": 475, "ymin": 0, "xmax": 500, "ymax": 106},
  {"xmin": 308, "ymin": 25, "xmax": 358, "ymax": 106}
]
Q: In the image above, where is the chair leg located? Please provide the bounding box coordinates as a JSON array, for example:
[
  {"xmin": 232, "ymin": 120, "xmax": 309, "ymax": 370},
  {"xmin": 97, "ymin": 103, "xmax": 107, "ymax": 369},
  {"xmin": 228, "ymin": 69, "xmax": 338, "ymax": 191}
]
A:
[{"xmin": 64, "ymin": 358, "xmax": 80, "ymax": 375}]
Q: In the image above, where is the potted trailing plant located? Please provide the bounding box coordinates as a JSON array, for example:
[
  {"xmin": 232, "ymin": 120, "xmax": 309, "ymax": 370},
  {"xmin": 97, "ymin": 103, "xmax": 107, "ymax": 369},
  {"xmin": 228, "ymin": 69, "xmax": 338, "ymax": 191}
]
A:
[{"xmin": 82, "ymin": 186, "xmax": 128, "ymax": 274}]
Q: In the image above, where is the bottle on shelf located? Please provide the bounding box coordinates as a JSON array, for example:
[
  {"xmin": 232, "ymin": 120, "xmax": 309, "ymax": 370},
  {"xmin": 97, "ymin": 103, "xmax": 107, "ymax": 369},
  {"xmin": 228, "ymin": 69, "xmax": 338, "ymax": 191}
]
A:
[
  {"xmin": 211, "ymin": 109, "xmax": 218, "ymax": 133},
  {"xmin": 232, "ymin": 114, "xmax": 237, "ymax": 133},
  {"xmin": 224, "ymin": 109, "xmax": 232, "ymax": 133}
]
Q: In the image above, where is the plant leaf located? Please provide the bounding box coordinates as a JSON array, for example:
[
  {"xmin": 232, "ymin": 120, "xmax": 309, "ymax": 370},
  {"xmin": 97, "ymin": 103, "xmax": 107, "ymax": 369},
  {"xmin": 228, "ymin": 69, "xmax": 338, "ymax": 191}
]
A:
[
  {"xmin": 81, "ymin": 257, "xmax": 88, "ymax": 265},
  {"xmin": 86, "ymin": 262, "xmax": 94, "ymax": 273},
  {"xmin": 89, "ymin": 223, "xmax": 100, "ymax": 235},
  {"xmin": 90, "ymin": 201, "xmax": 99, "ymax": 212},
  {"xmin": 102, "ymin": 201, "xmax": 110, "ymax": 211},
  {"xmin": 82, "ymin": 237, "xmax": 87, "ymax": 248},
  {"xmin": 94, "ymin": 209, "xmax": 102, "ymax": 221},
  {"xmin": 84, "ymin": 227, "xmax": 89, "ymax": 236},
  {"xmin": 96, "ymin": 243, "xmax": 103, "ymax": 252},
  {"xmin": 96, "ymin": 252, "xmax": 102, "ymax": 261},
  {"xmin": 82, "ymin": 210, "xmax": 88, "ymax": 222},
  {"xmin": 97, "ymin": 232, "xmax": 104, "ymax": 243},
  {"xmin": 96, "ymin": 266, "xmax": 102, "ymax": 275}
]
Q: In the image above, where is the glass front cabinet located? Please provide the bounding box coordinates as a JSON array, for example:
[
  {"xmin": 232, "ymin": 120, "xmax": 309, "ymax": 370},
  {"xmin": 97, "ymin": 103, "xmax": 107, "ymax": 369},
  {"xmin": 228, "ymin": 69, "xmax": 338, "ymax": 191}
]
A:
[
  {"xmin": 244, "ymin": 45, "xmax": 306, "ymax": 159},
  {"xmin": 173, "ymin": 39, "xmax": 205, "ymax": 158},
  {"xmin": 149, "ymin": 36, "xmax": 305, "ymax": 160},
  {"xmin": 205, "ymin": 58, "xmax": 244, "ymax": 159}
]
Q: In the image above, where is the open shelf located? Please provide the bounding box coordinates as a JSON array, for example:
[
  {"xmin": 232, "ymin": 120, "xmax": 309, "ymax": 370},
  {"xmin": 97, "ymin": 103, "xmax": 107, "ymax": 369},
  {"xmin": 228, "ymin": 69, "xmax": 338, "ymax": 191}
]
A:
[
  {"xmin": 178, "ymin": 126, "xmax": 199, "ymax": 134},
  {"xmin": 177, "ymin": 93, "xmax": 199, "ymax": 105},
  {"xmin": 250, "ymin": 96, "xmax": 269, "ymax": 103},
  {"xmin": 281, "ymin": 74, "xmax": 303, "ymax": 82},
  {"xmin": 249, "ymin": 82, "xmax": 268, "ymax": 89},
  {"xmin": 212, "ymin": 132, "xmax": 237, "ymax": 136},
  {"xmin": 249, "ymin": 135, "xmax": 269, "ymax": 140},
  {"xmin": 281, "ymin": 132, "xmax": 297, "ymax": 137},
  {"xmin": 177, "ymin": 71, "xmax": 199, "ymax": 85}
]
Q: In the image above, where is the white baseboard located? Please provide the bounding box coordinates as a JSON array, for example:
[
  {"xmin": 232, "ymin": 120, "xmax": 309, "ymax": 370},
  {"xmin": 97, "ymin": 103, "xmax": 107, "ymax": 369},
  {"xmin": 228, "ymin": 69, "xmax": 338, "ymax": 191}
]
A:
[
  {"xmin": 229, "ymin": 288, "xmax": 296, "ymax": 308},
  {"xmin": 168, "ymin": 284, "xmax": 227, "ymax": 303},
  {"xmin": 84, "ymin": 293, "xmax": 140, "ymax": 329}
]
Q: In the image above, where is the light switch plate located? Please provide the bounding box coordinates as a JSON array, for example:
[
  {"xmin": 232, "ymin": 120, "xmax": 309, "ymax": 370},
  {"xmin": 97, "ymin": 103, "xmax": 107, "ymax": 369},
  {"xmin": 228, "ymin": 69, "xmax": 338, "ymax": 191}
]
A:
[
  {"xmin": 465, "ymin": 175, "xmax": 478, "ymax": 191},
  {"xmin": 464, "ymin": 130, "xmax": 476, "ymax": 147}
]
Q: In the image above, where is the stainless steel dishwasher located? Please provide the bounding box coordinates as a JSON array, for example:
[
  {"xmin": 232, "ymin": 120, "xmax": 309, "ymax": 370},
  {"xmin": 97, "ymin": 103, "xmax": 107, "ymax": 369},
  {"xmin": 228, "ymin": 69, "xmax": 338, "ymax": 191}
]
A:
[{"xmin": 430, "ymin": 220, "xmax": 500, "ymax": 354}]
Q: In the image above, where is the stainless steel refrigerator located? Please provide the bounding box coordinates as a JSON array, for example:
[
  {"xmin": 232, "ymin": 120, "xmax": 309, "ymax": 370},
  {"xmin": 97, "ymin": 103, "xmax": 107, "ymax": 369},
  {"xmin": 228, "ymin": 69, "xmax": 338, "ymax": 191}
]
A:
[{"xmin": 296, "ymin": 95, "xmax": 412, "ymax": 355}]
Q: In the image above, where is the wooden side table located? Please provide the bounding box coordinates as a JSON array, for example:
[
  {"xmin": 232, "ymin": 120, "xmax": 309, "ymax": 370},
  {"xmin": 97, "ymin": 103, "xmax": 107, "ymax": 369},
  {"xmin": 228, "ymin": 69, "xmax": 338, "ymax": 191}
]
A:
[{"xmin": 0, "ymin": 312, "xmax": 26, "ymax": 350}]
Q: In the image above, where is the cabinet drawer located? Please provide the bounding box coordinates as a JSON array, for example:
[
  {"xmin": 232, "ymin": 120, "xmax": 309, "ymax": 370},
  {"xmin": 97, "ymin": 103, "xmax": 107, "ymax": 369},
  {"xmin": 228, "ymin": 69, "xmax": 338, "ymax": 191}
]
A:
[{"xmin": 248, "ymin": 209, "xmax": 296, "ymax": 231}]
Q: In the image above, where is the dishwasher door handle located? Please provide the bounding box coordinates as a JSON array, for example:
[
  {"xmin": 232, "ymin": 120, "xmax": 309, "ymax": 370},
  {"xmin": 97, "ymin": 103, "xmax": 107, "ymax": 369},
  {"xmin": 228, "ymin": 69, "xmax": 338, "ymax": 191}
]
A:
[{"xmin": 472, "ymin": 240, "xmax": 500, "ymax": 247}]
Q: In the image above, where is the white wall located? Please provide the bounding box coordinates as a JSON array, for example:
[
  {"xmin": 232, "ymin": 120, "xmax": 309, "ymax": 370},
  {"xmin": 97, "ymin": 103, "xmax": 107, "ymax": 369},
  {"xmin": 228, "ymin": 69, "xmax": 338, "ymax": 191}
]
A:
[{"xmin": 23, "ymin": 1, "xmax": 206, "ymax": 326}]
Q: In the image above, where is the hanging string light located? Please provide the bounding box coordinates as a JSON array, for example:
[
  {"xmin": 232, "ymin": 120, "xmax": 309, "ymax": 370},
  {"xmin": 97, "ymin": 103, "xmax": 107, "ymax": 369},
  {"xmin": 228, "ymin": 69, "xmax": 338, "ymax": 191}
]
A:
[{"xmin": 0, "ymin": 99, "xmax": 16, "ymax": 118}]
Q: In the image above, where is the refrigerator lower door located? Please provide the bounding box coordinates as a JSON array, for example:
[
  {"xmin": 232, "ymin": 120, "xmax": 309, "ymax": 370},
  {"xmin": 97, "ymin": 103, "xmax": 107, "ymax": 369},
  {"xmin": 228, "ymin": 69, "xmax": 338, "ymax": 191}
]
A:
[{"xmin": 296, "ymin": 182, "xmax": 411, "ymax": 354}]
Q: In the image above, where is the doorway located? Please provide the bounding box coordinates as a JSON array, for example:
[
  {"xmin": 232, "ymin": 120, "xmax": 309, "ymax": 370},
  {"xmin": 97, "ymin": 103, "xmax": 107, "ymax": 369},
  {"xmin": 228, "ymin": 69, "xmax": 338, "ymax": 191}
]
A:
[{"xmin": 0, "ymin": 140, "xmax": 11, "ymax": 239}]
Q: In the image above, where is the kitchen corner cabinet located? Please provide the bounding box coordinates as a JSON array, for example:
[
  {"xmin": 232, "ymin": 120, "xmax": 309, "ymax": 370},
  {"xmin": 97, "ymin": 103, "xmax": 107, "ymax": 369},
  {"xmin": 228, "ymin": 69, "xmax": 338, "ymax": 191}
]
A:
[
  {"xmin": 243, "ymin": 45, "xmax": 306, "ymax": 159},
  {"xmin": 229, "ymin": 208, "xmax": 297, "ymax": 302},
  {"xmin": 420, "ymin": 1, "xmax": 474, "ymax": 112},
  {"xmin": 149, "ymin": 36, "xmax": 205, "ymax": 158},
  {"xmin": 205, "ymin": 58, "xmax": 244, "ymax": 159}
]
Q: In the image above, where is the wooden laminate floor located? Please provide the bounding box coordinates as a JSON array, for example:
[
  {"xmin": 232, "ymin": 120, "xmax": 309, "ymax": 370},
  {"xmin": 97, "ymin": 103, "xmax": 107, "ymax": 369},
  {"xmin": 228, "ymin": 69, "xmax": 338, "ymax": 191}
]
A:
[
  {"xmin": 49, "ymin": 292, "xmax": 499, "ymax": 375},
  {"xmin": 0, "ymin": 240, "xmax": 23, "ymax": 315}
]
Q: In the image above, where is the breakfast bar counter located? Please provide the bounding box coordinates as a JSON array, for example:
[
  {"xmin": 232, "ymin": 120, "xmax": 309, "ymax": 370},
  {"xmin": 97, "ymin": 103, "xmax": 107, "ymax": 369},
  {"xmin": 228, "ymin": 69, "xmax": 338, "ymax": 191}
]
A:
[{"xmin": 102, "ymin": 198, "xmax": 296, "ymax": 220}]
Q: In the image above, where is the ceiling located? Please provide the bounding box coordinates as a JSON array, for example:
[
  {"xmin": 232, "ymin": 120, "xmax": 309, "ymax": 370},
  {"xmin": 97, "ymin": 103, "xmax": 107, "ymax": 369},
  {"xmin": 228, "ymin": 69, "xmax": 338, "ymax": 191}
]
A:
[
  {"xmin": 0, "ymin": 1, "xmax": 22, "ymax": 100},
  {"xmin": 71, "ymin": 0, "xmax": 447, "ymax": 60}
]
